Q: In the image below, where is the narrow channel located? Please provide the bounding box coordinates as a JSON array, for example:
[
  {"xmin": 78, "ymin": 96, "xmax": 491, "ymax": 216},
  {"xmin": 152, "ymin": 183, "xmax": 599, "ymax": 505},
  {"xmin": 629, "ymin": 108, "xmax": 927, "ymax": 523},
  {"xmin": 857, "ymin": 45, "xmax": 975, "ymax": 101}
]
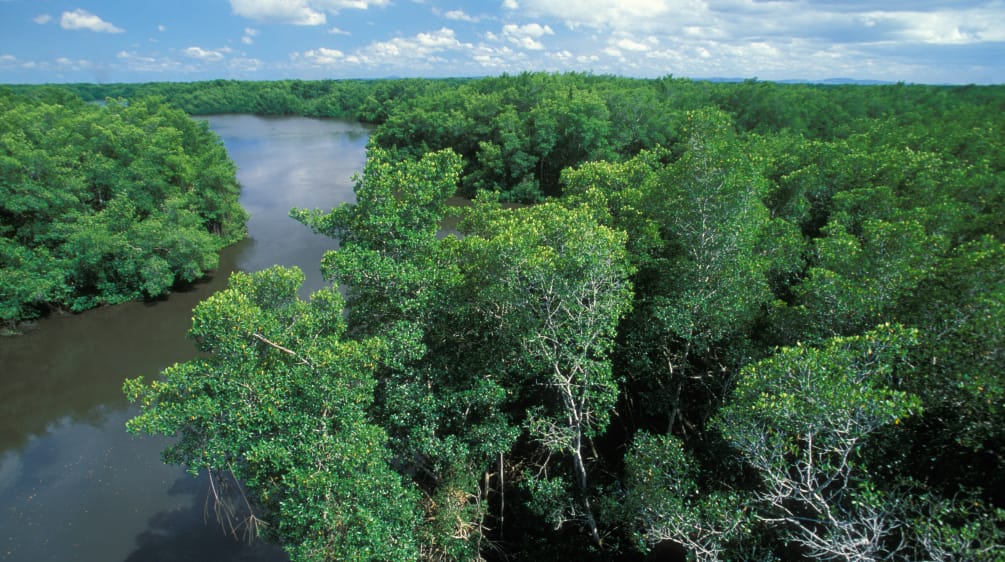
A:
[{"xmin": 0, "ymin": 115, "xmax": 370, "ymax": 562}]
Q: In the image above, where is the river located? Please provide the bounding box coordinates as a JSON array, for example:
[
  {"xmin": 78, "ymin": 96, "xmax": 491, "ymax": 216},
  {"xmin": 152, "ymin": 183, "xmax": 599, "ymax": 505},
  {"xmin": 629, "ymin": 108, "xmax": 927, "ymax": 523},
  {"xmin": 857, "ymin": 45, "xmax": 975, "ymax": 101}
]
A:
[{"xmin": 0, "ymin": 115, "xmax": 371, "ymax": 561}]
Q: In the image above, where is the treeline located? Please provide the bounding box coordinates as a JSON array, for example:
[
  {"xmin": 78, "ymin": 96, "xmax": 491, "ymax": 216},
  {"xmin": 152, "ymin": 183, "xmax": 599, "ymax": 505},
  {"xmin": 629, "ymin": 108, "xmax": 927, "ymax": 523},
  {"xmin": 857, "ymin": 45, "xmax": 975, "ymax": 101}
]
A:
[
  {"xmin": 36, "ymin": 78, "xmax": 471, "ymax": 123},
  {"xmin": 120, "ymin": 74, "xmax": 1005, "ymax": 561},
  {"xmin": 0, "ymin": 88, "xmax": 246, "ymax": 327}
]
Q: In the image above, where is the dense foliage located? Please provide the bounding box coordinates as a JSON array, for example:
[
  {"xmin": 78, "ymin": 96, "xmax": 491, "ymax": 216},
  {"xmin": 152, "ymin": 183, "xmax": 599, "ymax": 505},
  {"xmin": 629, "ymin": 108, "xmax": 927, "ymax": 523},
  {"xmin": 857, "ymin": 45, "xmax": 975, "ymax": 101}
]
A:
[
  {"xmin": 30, "ymin": 78, "xmax": 470, "ymax": 123},
  {"xmin": 369, "ymin": 73, "xmax": 1005, "ymax": 203},
  {"xmin": 121, "ymin": 74, "xmax": 1005, "ymax": 560},
  {"xmin": 0, "ymin": 89, "xmax": 246, "ymax": 326}
]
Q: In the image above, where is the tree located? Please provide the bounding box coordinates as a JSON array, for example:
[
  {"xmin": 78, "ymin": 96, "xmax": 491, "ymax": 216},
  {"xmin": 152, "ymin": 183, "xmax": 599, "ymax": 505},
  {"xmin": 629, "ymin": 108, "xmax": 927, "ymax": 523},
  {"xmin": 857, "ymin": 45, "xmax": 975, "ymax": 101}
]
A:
[
  {"xmin": 125, "ymin": 266, "xmax": 420, "ymax": 562},
  {"xmin": 714, "ymin": 324, "xmax": 923, "ymax": 560},
  {"xmin": 101, "ymin": 77, "xmax": 1005, "ymax": 560},
  {"xmin": 0, "ymin": 239, "xmax": 65, "ymax": 325},
  {"xmin": 0, "ymin": 92, "xmax": 246, "ymax": 326},
  {"xmin": 777, "ymin": 218, "xmax": 945, "ymax": 341},
  {"xmin": 292, "ymin": 147, "xmax": 462, "ymax": 331},
  {"xmin": 297, "ymin": 148, "xmax": 519, "ymax": 559},
  {"xmin": 622, "ymin": 432, "xmax": 753, "ymax": 561},
  {"xmin": 571, "ymin": 109, "xmax": 777, "ymax": 434},
  {"xmin": 459, "ymin": 197, "xmax": 634, "ymax": 547}
]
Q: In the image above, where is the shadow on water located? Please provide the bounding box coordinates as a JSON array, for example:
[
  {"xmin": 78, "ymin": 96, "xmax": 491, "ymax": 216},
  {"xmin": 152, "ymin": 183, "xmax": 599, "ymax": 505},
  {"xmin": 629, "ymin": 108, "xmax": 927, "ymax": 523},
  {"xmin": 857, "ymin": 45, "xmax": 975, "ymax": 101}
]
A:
[
  {"xmin": 124, "ymin": 475, "xmax": 289, "ymax": 562},
  {"xmin": 0, "ymin": 245, "xmax": 239, "ymax": 455}
]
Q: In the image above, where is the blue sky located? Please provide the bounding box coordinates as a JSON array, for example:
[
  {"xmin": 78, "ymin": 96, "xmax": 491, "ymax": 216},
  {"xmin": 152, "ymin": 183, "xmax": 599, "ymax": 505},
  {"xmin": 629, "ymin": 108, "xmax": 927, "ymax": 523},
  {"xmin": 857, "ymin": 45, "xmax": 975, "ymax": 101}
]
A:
[{"xmin": 1, "ymin": 0, "xmax": 1003, "ymax": 84}]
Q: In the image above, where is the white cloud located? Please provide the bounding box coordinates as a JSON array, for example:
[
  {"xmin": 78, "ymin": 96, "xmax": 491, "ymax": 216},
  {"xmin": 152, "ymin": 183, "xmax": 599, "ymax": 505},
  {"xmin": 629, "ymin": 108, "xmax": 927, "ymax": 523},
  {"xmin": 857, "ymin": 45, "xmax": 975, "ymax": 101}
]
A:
[
  {"xmin": 681, "ymin": 25, "xmax": 725, "ymax": 39},
  {"xmin": 369, "ymin": 27, "xmax": 465, "ymax": 59},
  {"xmin": 229, "ymin": 0, "xmax": 389, "ymax": 25},
  {"xmin": 417, "ymin": 28, "xmax": 464, "ymax": 48},
  {"xmin": 505, "ymin": 23, "xmax": 553, "ymax": 38},
  {"xmin": 242, "ymin": 28, "xmax": 259, "ymax": 44},
  {"xmin": 314, "ymin": 0, "xmax": 390, "ymax": 8},
  {"xmin": 872, "ymin": 9, "xmax": 1005, "ymax": 44},
  {"xmin": 230, "ymin": 57, "xmax": 264, "ymax": 72},
  {"xmin": 117, "ymin": 50, "xmax": 195, "ymax": 73},
  {"xmin": 4, "ymin": 0, "xmax": 997, "ymax": 84},
  {"xmin": 444, "ymin": 9, "xmax": 479, "ymax": 22},
  {"xmin": 502, "ymin": 23, "xmax": 554, "ymax": 50},
  {"xmin": 54, "ymin": 57, "xmax": 93, "ymax": 71},
  {"xmin": 299, "ymin": 27, "xmax": 474, "ymax": 71},
  {"xmin": 515, "ymin": 0, "xmax": 676, "ymax": 31},
  {"xmin": 470, "ymin": 44, "xmax": 526, "ymax": 70},
  {"xmin": 300, "ymin": 47, "xmax": 345, "ymax": 66},
  {"xmin": 182, "ymin": 46, "xmax": 227, "ymax": 61},
  {"xmin": 616, "ymin": 38, "xmax": 652, "ymax": 51},
  {"xmin": 485, "ymin": 0, "xmax": 1004, "ymax": 83},
  {"xmin": 60, "ymin": 9, "xmax": 125, "ymax": 33},
  {"xmin": 230, "ymin": 0, "xmax": 326, "ymax": 25}
]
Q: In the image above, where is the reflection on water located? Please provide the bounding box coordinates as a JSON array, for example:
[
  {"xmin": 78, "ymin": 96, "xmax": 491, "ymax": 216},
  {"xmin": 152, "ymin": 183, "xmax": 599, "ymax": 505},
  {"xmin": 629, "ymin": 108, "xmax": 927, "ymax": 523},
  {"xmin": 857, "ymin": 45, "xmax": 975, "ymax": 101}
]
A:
[
  {"xmin": 0, "ymin": 115, "xmax": 370, "ymax": 562},
  {"xmin": 211, "ymin": 115, "xmax": 368, "ymax": 296}
]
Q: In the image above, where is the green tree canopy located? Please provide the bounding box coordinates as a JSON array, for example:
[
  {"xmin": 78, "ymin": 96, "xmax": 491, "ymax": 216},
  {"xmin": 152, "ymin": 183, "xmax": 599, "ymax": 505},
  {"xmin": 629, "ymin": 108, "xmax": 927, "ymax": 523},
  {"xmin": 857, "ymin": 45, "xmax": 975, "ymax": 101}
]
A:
[{"xmin": 0, "ymin": 92, "xmax": 246, "ymax": 326}]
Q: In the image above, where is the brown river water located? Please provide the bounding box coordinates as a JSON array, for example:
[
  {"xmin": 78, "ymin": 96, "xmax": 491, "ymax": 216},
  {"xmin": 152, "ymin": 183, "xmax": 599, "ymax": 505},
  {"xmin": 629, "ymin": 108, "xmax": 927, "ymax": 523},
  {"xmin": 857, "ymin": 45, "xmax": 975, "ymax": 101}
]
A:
[{"xmin": 0, "ymin": 115, "xmax": 371, "ymax": 561}]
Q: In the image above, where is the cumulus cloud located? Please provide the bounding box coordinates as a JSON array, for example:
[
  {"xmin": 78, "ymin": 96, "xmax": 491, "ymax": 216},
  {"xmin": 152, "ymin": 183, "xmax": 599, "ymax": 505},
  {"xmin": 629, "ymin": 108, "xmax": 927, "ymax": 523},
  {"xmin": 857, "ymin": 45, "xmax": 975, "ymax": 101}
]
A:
[
  {"xmin": 492, "ymin": 0, "xmax": 1004, "ymax": 82},
  {"xmin": 315, "ymin": 0, "xmax": 390, "ymax": 8},
  {"xmin": 54, "ymin": 57, "xmax": 93, "ymax": 71},
  {"xmin": 242, "ymin": 27, "xmax": 259, "ymax": 44},
  {"xmin": 514, "ymin": 0, "xmax": 675, "ymax": 31},
  {"xmin": 299, "ymin": 47, "xmax": 345, "ymax": 66},
  {"xmin": 230, "ymin": 0, "xmax": 325, "ymax": 25},
  {"xmin": 366, "ymin": 27, "xmax": 466, "ymax": 61},
  {"xmin": 502, "ymin": 23, "xmax": 554, "ymax": 50},
  {"xmin": 296, "ymin": 27, "xmax": 474, "ymax": 71},
  {"xmin": 444, "ymin": 9, "xmax": 479, "ymax": 22},
  {"xmin": 615, "ymin": 37, "xmax": 653, "ymax": 51},
  {"xmin": 158, "ymin": 24, "xmax": 167, "ymax": 32},
  {"xmin": 6, "ymin": 0, "xmax": 1000, "ymax": 84},
  {"xmin": 60, "ymin": 9, "xmax": 125, "ymax": 33},
  {"xmin": 229, "ymin": 0, "xmax": 389, "ymax": 25},
  {"xmin": 182, "ymin": 46, "xmax": 228, "ymax": 61},
  {"xmin": 510, "ymin": 0, "xmax": 1005, "ymax": 48},
  {"xmin": 417, "ymin": 28, "xmax": 466, "ymax": 48},
  {"xmin": 875, "ymin": 9, "xmax": 1005, "ymax": 44}
]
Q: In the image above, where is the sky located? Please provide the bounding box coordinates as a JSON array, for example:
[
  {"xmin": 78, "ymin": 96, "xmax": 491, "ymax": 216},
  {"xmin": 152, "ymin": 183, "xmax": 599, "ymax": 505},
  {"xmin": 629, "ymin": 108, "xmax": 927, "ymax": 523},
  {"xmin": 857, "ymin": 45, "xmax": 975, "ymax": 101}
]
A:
[{"xmin": 1, "ymin": 0, "xmax": 1003, "ymax": 85}]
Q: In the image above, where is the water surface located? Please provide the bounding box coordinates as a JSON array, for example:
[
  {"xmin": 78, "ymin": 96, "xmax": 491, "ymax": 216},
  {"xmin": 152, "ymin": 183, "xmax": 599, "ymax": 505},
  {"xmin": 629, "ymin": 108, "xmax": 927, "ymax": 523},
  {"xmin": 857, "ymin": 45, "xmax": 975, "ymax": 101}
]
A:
[{"xmin": 0, "ymin": 115, "xmax": 370, "ymax": 561}]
